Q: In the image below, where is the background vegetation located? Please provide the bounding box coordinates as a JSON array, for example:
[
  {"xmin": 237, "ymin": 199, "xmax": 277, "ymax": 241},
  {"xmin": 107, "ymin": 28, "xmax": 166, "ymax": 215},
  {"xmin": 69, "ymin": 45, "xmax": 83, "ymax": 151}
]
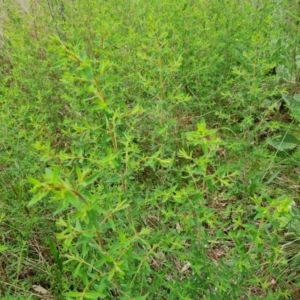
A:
[{"xmin": 1, "ymin": 0, "xmax": 300, "ymax": 299}]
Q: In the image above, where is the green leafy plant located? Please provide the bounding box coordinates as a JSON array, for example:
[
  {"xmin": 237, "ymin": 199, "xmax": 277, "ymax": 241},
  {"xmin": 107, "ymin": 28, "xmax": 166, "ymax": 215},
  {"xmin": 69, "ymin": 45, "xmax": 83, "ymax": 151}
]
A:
[{"xmin": 2, "ymin": 0, "xmax": 300, "ymax": 299}]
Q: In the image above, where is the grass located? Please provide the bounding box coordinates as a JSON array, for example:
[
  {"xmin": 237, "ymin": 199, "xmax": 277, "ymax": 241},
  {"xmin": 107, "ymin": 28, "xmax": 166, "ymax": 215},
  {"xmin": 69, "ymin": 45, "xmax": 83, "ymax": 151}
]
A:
[{"xmin": 1, "ymin": 0, "xmax": 300, "ymax": 299}]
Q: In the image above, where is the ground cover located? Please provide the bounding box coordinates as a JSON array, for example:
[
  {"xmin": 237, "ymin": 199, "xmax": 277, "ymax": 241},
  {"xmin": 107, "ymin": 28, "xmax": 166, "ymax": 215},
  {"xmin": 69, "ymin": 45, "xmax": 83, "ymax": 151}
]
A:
[{"xmin": 1, "ymin": 0, "xmax": 300, "ymax": 299}]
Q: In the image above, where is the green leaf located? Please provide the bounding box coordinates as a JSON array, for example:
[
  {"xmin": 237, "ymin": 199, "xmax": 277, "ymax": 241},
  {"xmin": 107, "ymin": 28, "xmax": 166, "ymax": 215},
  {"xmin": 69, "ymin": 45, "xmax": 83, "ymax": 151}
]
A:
[
  {"xmin": 76, "ymin": 165, "xmax": 82, "ymax": 181},
  {"xmin": 48, "ymin": 237, "xmax": 58, "ymax": 261},
  {"xmin": 83, "ymin": 291, "xmax": 106, "ymax": 299},
  {"xmin": 45, "ymin": 168, "xmax": 53, "ymax": 178},
  {"xmin": 28, "ymin": 177, "xmax": 41, "ymax": 186},
  {"xmin": 28, "ymin": 191, "xmax": 49, "ymax": 207},
  {"xmin": 108, "ymin": 266, "xmax": 116, "ymax": 281},
  {"xmin": 114, "ymin": 200, "xmax": 129, "ymax": 212},
  {"xmin": 83, "ymin": 65, "xmax": 94, "ymax": 81},
  {"xmin": 48, "ymin": 238, "xmax": 63, "ymax": 272},
  {"xmin": 182, "ymin": 3, "xmax": 188, "ymax": 11},
  {"xmin": 64, "ymin": 191, "xmax": 83, "ymax": 210},
  {"xmin": 106, "ymin": 174, "xmax": 121, "ymax": 184},
  {"xmin": 282, "ymin": 94, "xmax": 292, "ymax": 107},
  {"xmin": 108, "ymin": 218, "xmax": 116, "ymax": 231},
  {"xmin": 283, "ymin": 94, "xmax": 300, "ymax": 122},
  {"xmin": 80, "ymin": 50, "xmax": 87, "ymax": 61},
  {"xmin": 53, "ymin": 58, "xmax": 68, "ymax": 68},
  {"xmin": 52, "ymin": 166, "xmax": 60, "ymax": 183},
  {"xmin": 73, "ymin": 263, "xmax": 82, "ymax": 278},
  {"xmin": 87, "ymin": 211, "xmax": 101, "ymax": 231},
  {"xmin": 268, "ymin": 133, "xmax": 300, "ymax": 151},
  {"xmin": 64, "ymin": 291, "xmax": 105, "ymax": 299},
  {"xmin": 266, "ymin": 171, "xmax": 281, "ymax": 184},
  {"xmin": 0, "ymin": 245, "xmax": 8, "ymax": 252},
  {"xmin": 83, "ymin": 172, "xmax": 100, "ymax": 187},
  {"xmin": 54, "ymin": 200, "xmax": 69, "ymax": 215},
  {"xmin": 293, "ymin": 93, "xmax": 300, "ymax": 102},
  {"xmin": 290, "ymin": 94, "xmax": 300, "ymax": 111},
  {"xmin": 121, "ymin": 294, "xmax": 149, "ymax": 300}
]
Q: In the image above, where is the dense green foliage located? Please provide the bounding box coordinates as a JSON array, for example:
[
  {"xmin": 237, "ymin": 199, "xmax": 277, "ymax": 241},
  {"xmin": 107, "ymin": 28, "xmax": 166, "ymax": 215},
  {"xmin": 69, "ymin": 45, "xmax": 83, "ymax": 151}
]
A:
[{"xmin": 2, "ymin": 0, "xmax": 300, "ymax": 299}]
